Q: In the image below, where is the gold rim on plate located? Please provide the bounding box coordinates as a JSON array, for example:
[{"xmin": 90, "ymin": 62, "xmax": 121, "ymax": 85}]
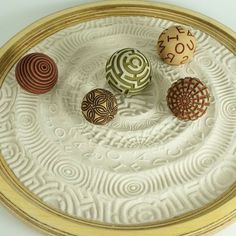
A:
[{"xmin": 0, "ymin": 1, "xmax": 235, "ymax": 235}]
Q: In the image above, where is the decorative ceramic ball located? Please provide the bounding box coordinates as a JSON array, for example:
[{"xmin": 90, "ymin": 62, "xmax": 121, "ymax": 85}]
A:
[
  {"xmin": 81, "ymin": 88, "xmax": 118, "ymax": 125},
  {"xmin": 157, "ymin": 25, "xmax": 197, "ymax": 65},
  {"xmin": 105, "ymin": 48, "xmax": 152, "ymax": 95},
  {"xmin": 167, "ymin": 77, "xmax": 210, "ymax": 121},
  {"xmin": 15, "ymin": 53, "xmax": 58, "ymax": 94}
]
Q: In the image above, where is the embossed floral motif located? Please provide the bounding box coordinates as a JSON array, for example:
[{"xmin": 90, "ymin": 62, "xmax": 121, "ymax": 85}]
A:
[{"xmin": 81, "ymin": 88, "xmax": 118, "ymax": 125}]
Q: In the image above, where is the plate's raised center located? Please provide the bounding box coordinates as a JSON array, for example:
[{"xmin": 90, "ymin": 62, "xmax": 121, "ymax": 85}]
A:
[{"xmin": 0, "ymin": 16, "xmax": 236, "ymax": 225}]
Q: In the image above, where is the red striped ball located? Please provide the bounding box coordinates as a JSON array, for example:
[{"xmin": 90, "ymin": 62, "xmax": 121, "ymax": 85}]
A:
[{"xmin": 15, "ymin": 53, "xmax": 58, "ymax": 94}]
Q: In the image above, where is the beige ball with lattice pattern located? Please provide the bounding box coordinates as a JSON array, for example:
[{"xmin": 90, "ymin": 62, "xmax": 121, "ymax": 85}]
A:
[{"xmin": 166, "ymin": 77, "xmax": 210, "ymax": 121}]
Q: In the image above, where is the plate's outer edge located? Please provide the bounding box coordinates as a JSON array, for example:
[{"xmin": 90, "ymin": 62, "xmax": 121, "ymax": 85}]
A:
[{"xmin": 0, "ymin": 1, "xmax": 235, "ymax": 236}]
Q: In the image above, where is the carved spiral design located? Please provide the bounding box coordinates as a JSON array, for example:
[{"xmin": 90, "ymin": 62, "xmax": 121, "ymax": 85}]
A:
[
  {"xmin": 15, "ymin": 53, "xmax": 58, "ymax": 94},
  {"xmin": 51, "ymin": 159, "xmax": 90, "ymax": 187}
]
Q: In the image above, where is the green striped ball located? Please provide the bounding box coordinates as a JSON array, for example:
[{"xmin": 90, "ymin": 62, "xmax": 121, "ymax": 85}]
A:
[{"xmin": 105, "ymin": 48, "xmax": 152, "ymax": 95}]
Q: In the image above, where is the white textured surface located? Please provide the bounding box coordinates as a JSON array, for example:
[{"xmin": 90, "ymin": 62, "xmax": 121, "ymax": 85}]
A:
[
  {"xmin": 1, "ymin": 1, "xmax": 236, "ymax": 235},
  {"xmin": 0, "ymin": 15, "xmax": 236, "ymax": 226}
]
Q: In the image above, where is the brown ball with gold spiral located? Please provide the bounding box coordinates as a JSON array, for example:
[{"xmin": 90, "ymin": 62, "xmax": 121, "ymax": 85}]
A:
[
  {"xmin": 15, "ymin": 53, "xmax": 58, "ymax": 94},
  {"xmin": 81, "ymin": 88, "xmax": 118, "ymax": 125},
  {"xmin": 167, "ymin": 77, "xmax": 210, "ymax": 121}
]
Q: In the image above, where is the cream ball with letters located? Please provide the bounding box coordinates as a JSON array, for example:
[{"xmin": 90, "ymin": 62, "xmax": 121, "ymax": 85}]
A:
[{"xmin": 157, "ymin": 25, "xmax": 197, "ymax": 65}]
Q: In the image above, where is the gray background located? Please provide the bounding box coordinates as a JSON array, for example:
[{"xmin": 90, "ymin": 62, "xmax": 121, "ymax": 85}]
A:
[{"xmin": 0, "ymin": 0, "xmax": 235, "ymax": 235}]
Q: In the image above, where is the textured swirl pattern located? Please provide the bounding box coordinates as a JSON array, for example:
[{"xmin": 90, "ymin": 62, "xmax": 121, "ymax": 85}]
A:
[
  {"xmin": 15, "ymin": 53, "xmax": 58, "ymax": 94},
  {"xmin": 167, "ymin": 77, "xmax": 210, "ymax": 121},
  {"xmin": 0, "ymin": 16, "xmax": 236, "ymax": 226},
  {"xmin": 105, "ymin": 48, "xmax": 152, "ymax": 94},
  {"xmin": 81, "ymin": 88, "xmax": 118, "ymax": 125}
]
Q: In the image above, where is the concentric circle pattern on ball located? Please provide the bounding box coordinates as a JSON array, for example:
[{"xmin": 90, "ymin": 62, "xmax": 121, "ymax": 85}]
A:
[
  {"xmin": 167, "ymin": 77, "xmax": 210, "ymax": 121},
  {"xmin": 15, "ymin": 53, "xmax": 58, "ymax": 94},
  {"xmin": 157, "ymin": 25, "xmax": 197, "ymax": 65},
  {"xmin": 105, "ymin": 48, "xmax": 152, "ymax": 94},
  {"xmin": 81, "ymin": 88, "xmax": 118, "ymax": 125}
]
